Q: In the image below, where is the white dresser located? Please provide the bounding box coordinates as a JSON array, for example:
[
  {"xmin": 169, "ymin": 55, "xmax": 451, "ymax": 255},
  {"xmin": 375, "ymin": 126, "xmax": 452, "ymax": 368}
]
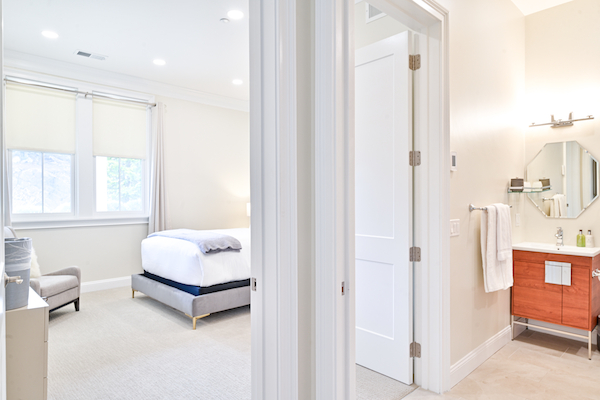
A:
[{"xmin": 6, "ymin": 287, "xmax": 49, "ymax": 400}]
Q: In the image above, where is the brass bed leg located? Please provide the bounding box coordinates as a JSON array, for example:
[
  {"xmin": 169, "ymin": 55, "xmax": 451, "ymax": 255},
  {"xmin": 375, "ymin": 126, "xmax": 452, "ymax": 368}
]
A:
[
  {"xmin": 186, "ymin": 313, "xmax": 211, "ymax": 330},
  {"xmin": 132, "ymin": 289, "xmax": 136, "ymax": 299}
]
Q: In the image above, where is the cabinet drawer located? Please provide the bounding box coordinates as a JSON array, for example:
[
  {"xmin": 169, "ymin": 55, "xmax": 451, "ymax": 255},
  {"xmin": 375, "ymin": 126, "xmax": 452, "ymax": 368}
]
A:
[
  {"xmin": 563, "ymin": 265, "xmax": 591, "ymax": 330},
  {"xmin": 513, "ymin": 286, "xmax": 562, "ymax": 324}
]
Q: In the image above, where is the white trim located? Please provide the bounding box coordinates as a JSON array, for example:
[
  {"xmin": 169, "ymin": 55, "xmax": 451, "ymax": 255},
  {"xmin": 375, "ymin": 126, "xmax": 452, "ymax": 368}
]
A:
[
  {"xmin": 315, "ymin": 0, "xmax": 355, "ymax": 397},
  {"xmin": 449, "ymin": 326, "xmax": 512, "ymax": 388},
  {"xmin": 12, "ymin": 217, "xmax": 148, "ymax": 230},
  {"xmin": 4, "ymin": 50, "xmax": 249, "ymax": 112},
  {"xmin": 315, "ymin": 0, "xmax": 450, "ymax": 396},
  {"xmin": 250, "ymin": 0, "xmax": 299, "ymax": 398},
  {"xmin": 81, "ymin": 275, "xmax": 131, "ymax": 294}
]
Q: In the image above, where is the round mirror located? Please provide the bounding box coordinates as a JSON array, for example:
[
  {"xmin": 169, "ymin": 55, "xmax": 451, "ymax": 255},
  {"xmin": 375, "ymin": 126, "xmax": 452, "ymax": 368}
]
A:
[{"xmin": 526, "ymin": 141, "xmax": 599, "ymax": 218}]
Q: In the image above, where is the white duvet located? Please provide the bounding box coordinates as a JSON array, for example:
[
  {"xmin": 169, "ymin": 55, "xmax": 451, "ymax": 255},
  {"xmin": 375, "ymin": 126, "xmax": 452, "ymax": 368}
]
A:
[{"xmin": 141, "ymin": 228, "xmax": 250, "ymax": 287}]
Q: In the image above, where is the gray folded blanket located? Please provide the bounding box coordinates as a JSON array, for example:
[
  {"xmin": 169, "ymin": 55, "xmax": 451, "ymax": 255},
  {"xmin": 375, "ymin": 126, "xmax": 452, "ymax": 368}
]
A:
[{"xmin": 149, "ymin": 229, "xmax": 242, "ymax": 254}]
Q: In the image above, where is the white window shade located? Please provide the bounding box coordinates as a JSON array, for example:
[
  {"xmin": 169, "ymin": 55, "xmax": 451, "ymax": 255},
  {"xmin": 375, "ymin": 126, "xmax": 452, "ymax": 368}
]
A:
[
  {"xmin": 6, "ymin": 83, "xmax": 76, "ymax": 154},
  {"xmin": 93, "ymin": 98, "xmax": 147, "ymax": 159}
]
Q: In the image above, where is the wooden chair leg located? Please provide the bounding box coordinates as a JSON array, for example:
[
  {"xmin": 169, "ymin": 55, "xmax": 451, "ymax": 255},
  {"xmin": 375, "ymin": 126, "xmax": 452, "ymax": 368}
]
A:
[{"xmin": 74, "ymin": 298, "xmax": 80, "ymax": 312}]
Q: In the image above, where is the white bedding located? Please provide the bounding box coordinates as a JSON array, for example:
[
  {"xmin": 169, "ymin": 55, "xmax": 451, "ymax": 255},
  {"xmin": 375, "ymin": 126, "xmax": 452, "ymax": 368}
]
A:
[{"xmin": 141, "ymin": 228, "xmax": 250, "ymax": 287}]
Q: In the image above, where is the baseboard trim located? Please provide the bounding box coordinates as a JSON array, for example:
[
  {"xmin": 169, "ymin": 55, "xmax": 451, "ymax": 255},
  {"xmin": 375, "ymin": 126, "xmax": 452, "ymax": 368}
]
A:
[
  {"xmin": 449, "ymin": 325, "xmax": 511, "ymax": 388},
  {"xmin": 81, "ymin": 276, "xmax": 132, "ymax": 293}
]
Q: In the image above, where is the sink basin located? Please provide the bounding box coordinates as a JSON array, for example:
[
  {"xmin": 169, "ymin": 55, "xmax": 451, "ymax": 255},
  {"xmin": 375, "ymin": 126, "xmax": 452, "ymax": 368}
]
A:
[{"xmin": 512, "ymin": 242, "xmax": 600, "ymax": 257}]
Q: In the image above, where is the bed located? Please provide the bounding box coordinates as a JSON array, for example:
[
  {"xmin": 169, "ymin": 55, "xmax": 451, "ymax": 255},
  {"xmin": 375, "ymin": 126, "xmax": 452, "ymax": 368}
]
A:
[{"xmin": 131, "ymin": 228, "xmax": 251, "ymax": 329}]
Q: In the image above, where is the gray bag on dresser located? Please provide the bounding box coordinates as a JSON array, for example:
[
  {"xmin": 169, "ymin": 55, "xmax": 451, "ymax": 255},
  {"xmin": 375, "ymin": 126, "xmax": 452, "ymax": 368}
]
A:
[{"xmin": 5, "ymin": 237, "xmax": 32, "ymax": 310}]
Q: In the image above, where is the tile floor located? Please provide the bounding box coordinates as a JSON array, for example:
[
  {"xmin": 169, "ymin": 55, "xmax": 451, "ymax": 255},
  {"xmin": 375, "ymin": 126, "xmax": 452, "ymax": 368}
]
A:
[{"xmin": 405, "ymin": 329, "xmax": 600, "ymax": 400}]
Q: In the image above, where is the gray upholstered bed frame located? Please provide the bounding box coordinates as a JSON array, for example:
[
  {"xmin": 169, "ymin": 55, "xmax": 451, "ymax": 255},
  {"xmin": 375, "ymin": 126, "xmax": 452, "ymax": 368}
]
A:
[{"xmin": 131, "ymin": 274, "xmax": 251, "ymax": 329}]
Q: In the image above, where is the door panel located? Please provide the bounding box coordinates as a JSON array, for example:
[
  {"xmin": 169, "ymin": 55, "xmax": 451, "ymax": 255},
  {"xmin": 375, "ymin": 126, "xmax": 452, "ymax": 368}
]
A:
[
  {"xmin": 562, "ymin": 265, "xmax": 590, "ymax": 330},
  {"xmin": 355, "ymin": 31, "xmax": 412, "ymax": 384}
]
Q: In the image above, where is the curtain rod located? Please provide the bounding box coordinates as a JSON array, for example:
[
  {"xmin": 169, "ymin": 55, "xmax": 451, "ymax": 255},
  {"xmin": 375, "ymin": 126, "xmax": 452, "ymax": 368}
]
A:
[{"xmin": 4, "ymin": 77, "xmax": 157, "ymax": 107}]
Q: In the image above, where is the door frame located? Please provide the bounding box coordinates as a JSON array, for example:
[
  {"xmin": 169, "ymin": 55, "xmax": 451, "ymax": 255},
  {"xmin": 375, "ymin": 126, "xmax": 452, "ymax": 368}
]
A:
[{"xmin": 314, "ymin": 0, "xmax": 450, "ymax": 396}]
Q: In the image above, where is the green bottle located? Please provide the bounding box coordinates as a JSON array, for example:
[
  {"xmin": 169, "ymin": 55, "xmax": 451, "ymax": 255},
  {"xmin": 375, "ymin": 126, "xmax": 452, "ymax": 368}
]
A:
[{"xmin": 577, "ymin": 230, "xmax": 586, "ymax": 247}]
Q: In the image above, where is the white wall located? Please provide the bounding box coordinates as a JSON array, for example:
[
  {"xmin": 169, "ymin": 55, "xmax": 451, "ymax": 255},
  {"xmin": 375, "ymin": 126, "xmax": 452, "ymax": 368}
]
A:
[
  {"xmin": 522, "ymin": 0, "xmax": 600, "ymax": 244},
  {"xmin": 354, "ymin": 2, "xmax": 408, "ymax": 49},
  {"xmin": 10, "ymin": 70, "xmax": 249, "ymax": 283},
  {"xmin": 157, "ymin": 95, "xmax": 250, "ymax": 231},
  {"xmin": 438, "ymin": 0, "xmax": 526, "ymax": 366}
]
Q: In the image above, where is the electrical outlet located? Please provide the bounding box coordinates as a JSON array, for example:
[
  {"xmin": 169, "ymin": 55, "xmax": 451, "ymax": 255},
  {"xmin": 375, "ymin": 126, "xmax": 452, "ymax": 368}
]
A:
[{"xmin": 450, "ymin": 219, "xmax": 460, "ymax": 237}]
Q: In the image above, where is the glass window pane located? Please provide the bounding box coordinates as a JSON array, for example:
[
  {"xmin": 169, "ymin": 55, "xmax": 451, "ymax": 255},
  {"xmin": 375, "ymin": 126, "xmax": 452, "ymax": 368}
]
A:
[
  {"xmin": 120, "ymin": 158, "xmax": 142, "ymax": 211},
  {"xmin": 43, "ymin": 153, "xmax": 72, "ymax": 213},
  {"xmin": 96, "ymin": 156, "xmax": 120, "ymax": 212},
  {"xmin": 12, "ymin": 150, "xmax": 42, "ymax": 213}
]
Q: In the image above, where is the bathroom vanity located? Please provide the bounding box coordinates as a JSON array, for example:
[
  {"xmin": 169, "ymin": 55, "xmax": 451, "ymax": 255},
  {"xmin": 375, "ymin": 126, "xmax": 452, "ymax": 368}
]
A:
[{"xmin": 511, "ymin": 243, "xmax": 600, "ymax": 359}]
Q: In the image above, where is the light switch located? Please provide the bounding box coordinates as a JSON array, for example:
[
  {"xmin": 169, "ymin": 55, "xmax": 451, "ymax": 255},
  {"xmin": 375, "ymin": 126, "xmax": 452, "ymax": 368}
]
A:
[{"xmin": 450, "ymin": 219, "xmax": 460, "ymax": 237}]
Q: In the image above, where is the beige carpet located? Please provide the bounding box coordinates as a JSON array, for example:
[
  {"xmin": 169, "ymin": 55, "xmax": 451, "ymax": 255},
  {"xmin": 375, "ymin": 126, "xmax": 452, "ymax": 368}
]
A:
[
  {"xmin": 356, "ymin": 366, "xmax": 417, "ymax": 400},
  {"xmin": 48, "ymin": 287, "xmax": 251, "ymax": 400},
  {"xmin": 48, "ymin": 287, "xmax": 416, "ymax": 399}
]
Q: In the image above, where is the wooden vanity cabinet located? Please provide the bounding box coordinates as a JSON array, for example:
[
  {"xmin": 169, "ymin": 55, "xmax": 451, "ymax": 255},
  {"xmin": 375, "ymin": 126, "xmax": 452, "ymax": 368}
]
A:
[{"xmin": 512, "ymin": 250, "xmax": 600, "ymax": 331}]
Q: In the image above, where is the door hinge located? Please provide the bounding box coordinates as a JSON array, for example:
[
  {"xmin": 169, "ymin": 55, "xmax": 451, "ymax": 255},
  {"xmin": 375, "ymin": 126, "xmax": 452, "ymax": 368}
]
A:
[
  {"xmin": 409, "ymin": 247, "xmax": 421, "ymax": 262},
  {"xmin": 409, "ymin": 150, "xmax": 421, "ymax": 166},
  {"xmin": 251, "ymin": 277, "xmax": 257, "ymax": 291},
  {"xmin": 410, "ymin": 342, "xmax": 421, "ymax": 358},
  {"xmin": 409, "ymin": 54, "xmax": 421, "ymax": 71},
  {"xmin": 342, "ymin": 281, "xmax": 345, "ymax": 296}
]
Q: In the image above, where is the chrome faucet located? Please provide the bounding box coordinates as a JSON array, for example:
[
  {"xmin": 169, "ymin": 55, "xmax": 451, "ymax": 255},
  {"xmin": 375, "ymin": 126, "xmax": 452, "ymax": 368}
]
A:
[{"xmin": 556, "ymin": 227, "xmax": 564, "ymax": 247}]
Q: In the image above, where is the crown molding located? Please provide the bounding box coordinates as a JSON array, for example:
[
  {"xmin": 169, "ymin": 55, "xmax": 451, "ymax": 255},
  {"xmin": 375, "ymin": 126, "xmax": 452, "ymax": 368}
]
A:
[{"xmin": 4, "ymin": 49, "xmax": 249, "ymax": 112}]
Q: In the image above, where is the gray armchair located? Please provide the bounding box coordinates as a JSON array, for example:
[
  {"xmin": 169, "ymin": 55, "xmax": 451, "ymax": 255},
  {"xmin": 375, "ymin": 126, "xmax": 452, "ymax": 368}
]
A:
[
  {"xmin": 4, "ymin": 226, "xmax": 81, "ymax": 312},
  {"xmin": 30, "ymin": 266, "xmax": 81, "ymax": 312}
]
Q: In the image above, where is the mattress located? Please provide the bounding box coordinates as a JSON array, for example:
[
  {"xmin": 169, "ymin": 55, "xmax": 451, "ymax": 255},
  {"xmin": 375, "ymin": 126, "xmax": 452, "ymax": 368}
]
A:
[
  {"xmin": 142, "ymin": 271, "xmax": 250, "ymax": 296},
  {"xmin": 141, "ymin": 228, "xmax": 250, "ymax": 287}
]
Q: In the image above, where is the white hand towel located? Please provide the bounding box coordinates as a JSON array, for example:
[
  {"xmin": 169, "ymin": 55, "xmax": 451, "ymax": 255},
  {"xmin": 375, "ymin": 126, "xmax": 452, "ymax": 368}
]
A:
[
  {"xmin": 480, "ymin": 205, "xmax": 513, "ymax": 293},
  {"xmin": 494, "ymin": 203, "xmax": 513, "ymax": 288},
  {"xmin": 557, "ymin": 194, "xmax": 567, "ymax": 217}
]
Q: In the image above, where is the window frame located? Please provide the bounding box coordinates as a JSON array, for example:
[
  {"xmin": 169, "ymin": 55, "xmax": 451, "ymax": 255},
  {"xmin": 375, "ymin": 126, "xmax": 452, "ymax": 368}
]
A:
[{"xmin": 7, "ymin": 72, "xmax": 153, "ymax": 229}]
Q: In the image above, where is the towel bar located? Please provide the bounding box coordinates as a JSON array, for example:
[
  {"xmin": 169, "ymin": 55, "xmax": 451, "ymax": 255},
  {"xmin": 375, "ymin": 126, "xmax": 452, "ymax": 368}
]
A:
[{"xmin": 469, "ymin": 204, "xmax": 512, "ymax": 212}]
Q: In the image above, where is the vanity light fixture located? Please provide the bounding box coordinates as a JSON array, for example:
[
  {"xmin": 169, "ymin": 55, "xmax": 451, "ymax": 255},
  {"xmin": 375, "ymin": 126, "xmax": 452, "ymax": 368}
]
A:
[
  {"xmin": 530, "ymin": 112, "xmax": 594, "ymax": 128},
  {"xmin": 227, "ymin": 10, "xmax": 244, "ymax": 20},
  {"xmin": 42, "ymin": 30, "xmax": 59, "ymax": 39}
]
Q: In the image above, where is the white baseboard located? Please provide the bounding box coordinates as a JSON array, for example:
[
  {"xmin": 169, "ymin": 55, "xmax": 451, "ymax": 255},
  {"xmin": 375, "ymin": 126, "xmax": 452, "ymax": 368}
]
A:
[
  {"xmin": 81, "ymin": 276, "xmax": 131, "ymax": 293},
  {"xmin": 449, "ymin": 326, "xmax": 511, "ymax": 388}
]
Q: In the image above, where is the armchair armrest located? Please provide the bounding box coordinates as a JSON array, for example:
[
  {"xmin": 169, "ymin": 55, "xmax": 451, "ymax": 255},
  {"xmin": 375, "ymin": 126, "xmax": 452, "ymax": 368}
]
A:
[
  {"xmin": 45, "ymin": 266, "xmax": 81, "ymax": 284},
  {"xmin": 29, "ymin": 278, "xmax": 41, "ymax": 296}
]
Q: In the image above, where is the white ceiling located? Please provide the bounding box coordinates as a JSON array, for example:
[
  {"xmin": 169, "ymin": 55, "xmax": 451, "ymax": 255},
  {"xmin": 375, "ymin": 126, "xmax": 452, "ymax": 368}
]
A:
[
  {"xmin": 4, "ymin": 0, "xmax": 249, "ymax": 101},
  {"xmin": 510, "ymin": 0, "xmax": 573, "ymax": 16}
]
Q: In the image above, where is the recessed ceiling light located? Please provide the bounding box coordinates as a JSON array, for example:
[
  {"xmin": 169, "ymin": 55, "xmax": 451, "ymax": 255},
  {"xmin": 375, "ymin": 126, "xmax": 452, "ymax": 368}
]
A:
[
  {"xmin": 153, "ymin": 59, "xmax": 166, "ymax": 66},
  {"xmin": 227, "ymin": 10, "xmax": 244, "ymax": 20},
  {"xmin": 220, "ymin": 18, "xmax": 230, "ymax": 23},
  {"xmin": 232, "ymin": 79, "xmax": 243, "ymax": 85},
  {"xmin": 42, "ymin": 31, "xmax": 59, "ymax": 39}
]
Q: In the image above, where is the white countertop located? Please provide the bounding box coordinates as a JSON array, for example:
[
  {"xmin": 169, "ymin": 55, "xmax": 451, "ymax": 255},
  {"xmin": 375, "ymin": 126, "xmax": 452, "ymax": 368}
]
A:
[{"xmin": 513, "ymin": 242, "xmax": 600, "ymax": 257}]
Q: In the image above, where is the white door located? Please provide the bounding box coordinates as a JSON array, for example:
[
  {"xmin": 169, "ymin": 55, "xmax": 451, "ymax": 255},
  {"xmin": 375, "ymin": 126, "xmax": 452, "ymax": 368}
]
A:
[
  {"xmin": 355, "ymin": 31, "xmax": 413, "ymax": 384},
  {"xmin": 0, "ymin": 1, "xmax": 6, "ymax": 396}
]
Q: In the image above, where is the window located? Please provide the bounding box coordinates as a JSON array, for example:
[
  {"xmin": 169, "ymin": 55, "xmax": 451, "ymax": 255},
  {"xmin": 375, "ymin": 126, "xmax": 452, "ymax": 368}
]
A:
[
  {"xmin": 96, "ymin": 157, "xmax": 143, "ymax": 212},
  {"xmin": 5, "ymin": 77, "xmax": 151, "ymax": 226},
  {"xmin": 11, "ymin": 150, "xmax": 73, "ymax": 214}
]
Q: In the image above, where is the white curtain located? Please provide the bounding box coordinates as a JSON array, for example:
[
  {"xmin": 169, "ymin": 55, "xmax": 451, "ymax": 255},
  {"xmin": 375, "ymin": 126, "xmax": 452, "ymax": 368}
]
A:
[
  {"xmin": 148, "ymin": 102, "xmax": 167, "ymax": 235},
  {"xmin": 3, "ymin": 149, "xmax": 11, "ymax": 227}
]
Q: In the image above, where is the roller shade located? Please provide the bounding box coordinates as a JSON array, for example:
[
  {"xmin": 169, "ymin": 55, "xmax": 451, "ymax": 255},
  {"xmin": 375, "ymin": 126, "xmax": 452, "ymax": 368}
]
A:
[
  {"xmin": 6, "ymin": 83, "xmax": 76, "ymax": 154},
  {"xmin": 93, "ymin": 98, "xmax": 147, "ymax": 159}
]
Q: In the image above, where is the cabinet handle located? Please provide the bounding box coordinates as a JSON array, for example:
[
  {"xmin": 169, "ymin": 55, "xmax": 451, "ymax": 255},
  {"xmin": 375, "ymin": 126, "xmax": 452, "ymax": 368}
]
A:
[
  {"xmin": 592, "ymin": 269, "xmax": 600, "ymax": 278},
  {"xmin": 4, "ymin": 273, "xmax": 23, "ymax": 288}
]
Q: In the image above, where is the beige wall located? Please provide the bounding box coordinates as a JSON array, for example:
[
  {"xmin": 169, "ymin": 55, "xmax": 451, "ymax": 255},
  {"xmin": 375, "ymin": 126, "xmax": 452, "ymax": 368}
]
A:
[
  {"xmin": 12, "ymin": 75, "xmax": 249, "ymax": 283},
  {"xmin": 439, "ymin": 0, "xmax": 526, "ymax": 365},
  {"xmin": 522, "ymin": 0, "xmax": 600, "ymax": 244},
  {"xmin": 157, "ymin": 95, "xmax": 250, "ymax": 231},
  {"xmin": 17, "ymin": 225, "xmax": 148, "ymax": 282}
]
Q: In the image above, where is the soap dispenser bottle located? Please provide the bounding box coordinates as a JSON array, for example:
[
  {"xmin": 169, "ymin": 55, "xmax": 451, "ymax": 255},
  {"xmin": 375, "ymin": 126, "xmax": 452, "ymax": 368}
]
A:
[
  {"xmin": 586, "ymin": 230, "xmax": 594, "ymax": 248},
  {"xmin": 577, "ymin": 230, "xmax": 586, "ymax": 247}
]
